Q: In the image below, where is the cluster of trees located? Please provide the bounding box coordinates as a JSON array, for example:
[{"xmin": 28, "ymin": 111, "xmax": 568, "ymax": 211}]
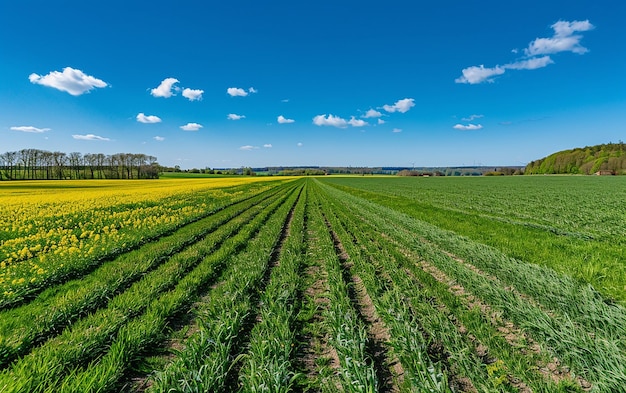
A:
[
  {"xmin": 397, "ymin": 169, "xmax": 443, "ymax": 176},
  {"xmin": 525, "ymin": 142, "xmax": 626, "ymax": 175},
  {"xmin": 277, "ymin": 168, "xmax": 327, "ymax": 176},
  {"xmin": 397, "ymin": 167, "xmax": 523, "ymax": 176},
  {"xmin": 0, "ymin": 149, "xmax": 159, "ymax": 180},
  {"xmin": 160, "ymin": 166, "xmax": 255, "ymax": 176}
]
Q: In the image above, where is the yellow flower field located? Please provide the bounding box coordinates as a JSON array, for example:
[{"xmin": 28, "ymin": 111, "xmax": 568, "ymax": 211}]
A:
[{"xmin": 0, "ymin": 177, "xmax": 287, "ymax": 303}]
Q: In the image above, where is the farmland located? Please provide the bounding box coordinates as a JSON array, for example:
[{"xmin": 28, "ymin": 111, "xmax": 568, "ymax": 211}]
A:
[{"xmin": 0, "ymin": 176, "xmax": 625, "ymax": 392}]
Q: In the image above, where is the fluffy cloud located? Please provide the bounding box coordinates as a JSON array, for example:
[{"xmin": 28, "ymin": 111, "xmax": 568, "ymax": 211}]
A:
[
  {"xmin": 227, "ymin": 87, "xmax": 247, "ymax": 97},
  {"xmin": 29, "ymin": 67, "xmax": 107, "ymax": 96},
  {"xmin": 313, "ymin": 114, "xmax": 349, "ymax": 128},
  {"xmin": 182, "ymin": 88, "xmax": 204, "ymax": 101},
  {"xmin": 313, "ymin": 114, "xmax": 371, "ymax": 128},
  {"xmin": 154, "ymin": 136, "xmax": 165, "ymax": 141},
  {"xmin": 392, "ymin": 128, "xmax": 402, "ymax": 133},
  {"xmin": 227, "ymin": 87, "xmax": 256, "ymax": 97},
  {"xmin": 239, "ymin": 145, "xmax": 258, "ymax": 151},
  {"xmin": 180, "ymin": 123, "xmax": 203, "ymax": 131},
  {"xmin": 151, "ymin": 78, "xmax": 180, "ymax": 98},
  {"xmin": 455, "ymin": 65, "xmax": 505, "ymax": 84},
  {"xmin": 456, "ymin": 20, "xmax": 593, "ymax": 84},
  {"xmin": 377, "ymin": 119, "xmax": 385, "ymax": 125},
  {"xmin": 277, "ymin": 115, "xmax": 295, "ymax": 124},
  {"xmin": 348, "ymin": 117, "xmax": 368, "ymax": 127},
  {"xmin": 453, "ymin": 123, "xmax": 483, "ymax": 131},
  {"xmin": 10, "ymin": 126, "xmax": 50, "ymax": 133},
  {"xmin": 264, "ymin": 144, "xmax": 272, "ymax": 148},
  {"xmin": 136, "ymin": 113, "xmax": 162, "ymax": 123},
  {"xmin": 363, "ymin": 109, "xmax": 382, "ymax": 118},
  {"xmin": 525, "ymin": 20, "xmax": 594, "ymax": 56},
  {"xmin": 72, "ymin": 134, "xmax": 110, "ymax": 141},
  {"xmin": 382, "ymin": 98, "xmax": 415, "ymax": 113},
  {"xmin": 227, "ymin": 113, "xmax": 245, "ymax": 120}
]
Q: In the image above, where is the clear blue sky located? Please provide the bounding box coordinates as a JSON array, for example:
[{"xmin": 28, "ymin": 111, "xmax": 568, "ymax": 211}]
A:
[{"xmin": 1, "ymin": 0, "xmax": 624, "ymax": 168}]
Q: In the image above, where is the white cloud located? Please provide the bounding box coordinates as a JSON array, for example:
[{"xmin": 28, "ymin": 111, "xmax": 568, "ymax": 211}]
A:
[
  {"xmin": 297, "ymin": 142, "xmax": 303, "ymax": 147},
  {"xmin": 377, "ymin": 119, "xmax": 385, "ymax": 125},
  {"xmin": 506, "ymin": 55, "xmax": 554, "ymax": 70},
  {"xmin": 453, "ymin": 123, "xmax": 483, "ymax": 131},
  {"xmin": 313, "ymin": 114, "xmax": 349, "ymax": 128},
  {"xmin": 72, "ymin": 134, "xmax": 110, "ymax": 141},
  {"xmin": 227, "ymin": 113, "xmax": 245, "ymax": 120},
  {"xmin": 10, "ymin": 126, "xmax": 50, "ymax": 133},
  {"xmin": 392, "ymin": 128, "xmax": 402, "ymax": 133},
  {"xmin": 239, "ymin": 145, "xmax": 258, "ymax": 151},
  {"xmin": 277, "ymin": 115, "xmax": 295, "ymax": 124},
  {"xmin": 457, "ymin": 20, "xmax": 593, "ymax": 84},
  {"xmin": 182, "ymin": 88, "xmax": 204, "ymax": 101},
  {"xmin": 180, "ymin": 122, "xmax": 203, "ymax": 131},
  {"xmin": 248, "ymin": 87, "xmax": 258, "ymax": 94},
  {"xmin": 29, "ymin": 67, "xmax": 107, "ymax": 96},
  {"xmin": 313, "ymin": 114, "xmax": 371, "ymax": 128},
  {"xmin": 456, "ymin": 57, "xmax": 552, "ymax": 84},
  {"xmin": 348, "ymin": 117, "xmax": 368, "ymax": 127},
  {"xmin": 525, "ymin": 20, "xmax": 594, "ymax": 56},
  {"xmin": 382, "ymin": 98, "xmax": 415, "ymax": 113},
  {"xmin": 455, "ymin": 65, "xmax": 505, "ymax": 84},
  {"xmin": 461, "ymin": 114, "xmax": 484, "ymax": 121},
  {"xmin": 154, "ymin": 136, "xmax": 165, "ymax": 141},
  {"xmin": 264, "ymin": 144, "xmax": 272, "ymax": 148},
  {"xmin": 136, "ymin": 113, "xmax": 162, "ymax": 123},
  {"xmin": 363, "ymin": 109, "xmax": 382, "ymax": 118},
  {"xmin": 151, "ymin": 78, "xmax": 180, "ymax": 98},
  {"xmin": 227, "ymin": 87, "xmax": 248, "ymax": 97},
  {"xmin": 281, "ymin": 98, "xmax": 290, "ymax": 103}
]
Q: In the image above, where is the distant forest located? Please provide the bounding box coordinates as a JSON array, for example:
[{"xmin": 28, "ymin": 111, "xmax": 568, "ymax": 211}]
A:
[
  {"xmin": 525, "ymin": 142, "xmax": 626, "ymax": 175},
  {"xmin": 0, "ymin": 149, "xmax": 159, "ymax": 180}
]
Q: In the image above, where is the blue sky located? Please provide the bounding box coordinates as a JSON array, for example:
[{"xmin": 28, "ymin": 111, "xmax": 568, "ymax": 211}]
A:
[{"xmin": 1, "ymin": 0, "xmax": 624, "ymax": 169}]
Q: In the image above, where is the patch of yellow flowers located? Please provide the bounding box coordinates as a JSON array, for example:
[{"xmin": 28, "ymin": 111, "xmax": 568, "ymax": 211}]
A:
[{"xmin": 0, "ymin": 177, "xmax": 282, "ymax": 302}]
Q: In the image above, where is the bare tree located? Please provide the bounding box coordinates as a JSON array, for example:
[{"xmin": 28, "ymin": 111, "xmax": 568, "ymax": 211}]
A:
[
  {"xmin": 52, "ymin": 151, "xmax": 67, "ymax": 179},
  {"xmin": 68, "ymin": 152, "xmax": 83, "ymax": 179}
]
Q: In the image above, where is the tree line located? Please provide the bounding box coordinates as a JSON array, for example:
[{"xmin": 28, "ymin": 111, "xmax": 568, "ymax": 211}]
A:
[
  {"xmin": 0, "ymin": 149, "xmax": 159, "ymax": 180},
  {"xmin": 525, "ymin": 142, "xmax": 626, "ymax": 175}
]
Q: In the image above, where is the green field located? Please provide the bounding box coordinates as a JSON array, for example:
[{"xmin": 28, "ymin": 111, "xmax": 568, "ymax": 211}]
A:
[{"xmin": 0, "ymin": 176, "xmax": 624, "ymax": 392}]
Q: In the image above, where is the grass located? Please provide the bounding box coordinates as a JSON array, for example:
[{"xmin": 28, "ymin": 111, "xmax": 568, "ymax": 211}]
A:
[
  {"xmin": 319, "ymin": 175, "xmax": 626, "ymax": 304},
  {"xmin": 1, "ymin": 176, "xmax": 623, "ymax": 393}
]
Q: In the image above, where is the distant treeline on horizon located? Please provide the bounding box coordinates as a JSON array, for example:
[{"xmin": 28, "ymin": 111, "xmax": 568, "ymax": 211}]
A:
[{"xmin": 174, "ymin": 165, "xmax": 525, "ymax": 177}]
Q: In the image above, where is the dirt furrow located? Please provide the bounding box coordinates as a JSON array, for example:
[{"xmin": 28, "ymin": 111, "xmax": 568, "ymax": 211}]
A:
[
  {"xmin": 325, "ymin": 219, "xmax": 399, "ymax": 393},
  {"xmin": 398, "ymin": 243, "xmax": 590, "ymax": 391}
]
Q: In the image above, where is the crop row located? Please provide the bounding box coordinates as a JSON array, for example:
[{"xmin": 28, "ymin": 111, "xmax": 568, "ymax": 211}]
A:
[
  {"xmin": 315, "ymin": 178, "xmax": 626, "ymax": 391},
  {"xmin": 0, "ymin": 181, "xmax": 289, "ymax": 368},
  {"xmin": 305, "ymin": 189, "xmax": 379, "ymax": 392},
  {"xmin": 145, "ymin": 182, "xmax": 304, "ymax": 392},
  {"xmin": 2, "ymin": 177, "xmax": 623, "ymax": 392},
  {"xmin": 0, "ymin": 178, "xmax": 284, "ymax": 308},
  {"xmin": 0, "ymin": 181, "xmax": 300, "ymax": 393},
  {"xmin": 320, "ymin": 176, "xmax": 626, "ymax": 304}
]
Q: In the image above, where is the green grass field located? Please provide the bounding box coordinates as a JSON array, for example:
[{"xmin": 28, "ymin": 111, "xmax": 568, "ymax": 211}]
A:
[
  {"xmin": 0, "ymin": 176, "xmax": 624, "ymax": 392},
  {"xmin": 320, "ymin": 175, "xmax": 626, "ymax": 304}
]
